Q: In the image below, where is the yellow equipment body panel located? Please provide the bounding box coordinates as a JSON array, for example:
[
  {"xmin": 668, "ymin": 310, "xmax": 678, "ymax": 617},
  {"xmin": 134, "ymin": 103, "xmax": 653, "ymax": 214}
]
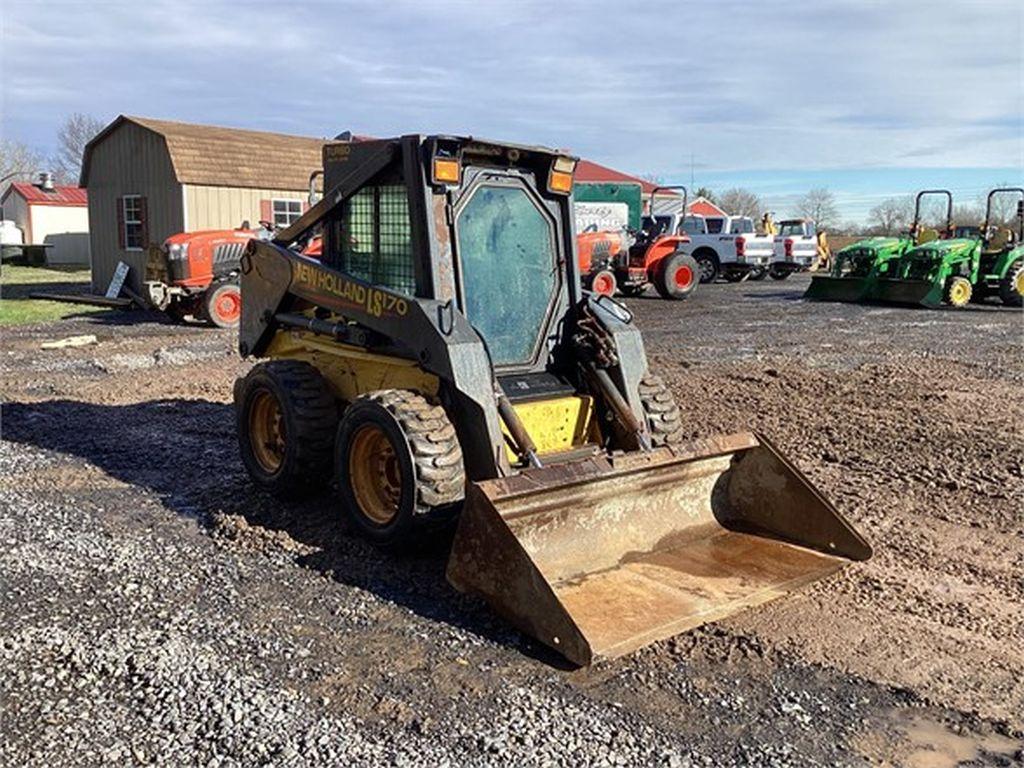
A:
[
  {"xmin": 265, "ymin": 329, "xmax": 440, "ymax": 403},
  {"xmin": 504, "ymin": 395, "xmax": 595, "ymax": 461}
]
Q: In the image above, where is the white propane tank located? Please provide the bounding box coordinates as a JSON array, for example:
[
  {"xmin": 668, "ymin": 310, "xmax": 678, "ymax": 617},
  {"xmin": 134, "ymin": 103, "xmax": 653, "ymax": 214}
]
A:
[{"xmin": 0, "ymin": 220, "xmax": 24, "ymax": 246}]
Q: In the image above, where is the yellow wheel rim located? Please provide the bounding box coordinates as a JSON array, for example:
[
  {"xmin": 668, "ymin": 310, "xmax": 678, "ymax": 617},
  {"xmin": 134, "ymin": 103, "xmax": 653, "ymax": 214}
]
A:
[
  {"xmin": 949, "ymin": 279, "xmax": 971, "ymax": 306},
  {"xmin": 249, "ymin": 389, "xmax": 285, "ymax": 473},
  {"xmin": 1014, "ymin": 270, "xmax": 1024, "ymax": 296},
  {"xmin": 349, "ymin": 424, "xmax": 402, "ymax": 525}
]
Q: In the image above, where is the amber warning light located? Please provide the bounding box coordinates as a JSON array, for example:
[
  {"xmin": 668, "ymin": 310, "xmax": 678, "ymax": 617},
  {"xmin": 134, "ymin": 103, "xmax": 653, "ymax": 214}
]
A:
[
  {"xmin": 432, "ymin": 157, "xmax": 461, "ymax": 186},
  {"xmin": 548, "ymin": 156, "xmax": 576, "ymax": 194}
]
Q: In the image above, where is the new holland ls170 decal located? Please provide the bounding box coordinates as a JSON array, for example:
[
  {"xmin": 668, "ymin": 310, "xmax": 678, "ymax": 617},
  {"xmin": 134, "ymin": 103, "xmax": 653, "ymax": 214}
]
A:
[{"xmin": 292, "ymin": 259, "xmax": 409, "ymax": 319}]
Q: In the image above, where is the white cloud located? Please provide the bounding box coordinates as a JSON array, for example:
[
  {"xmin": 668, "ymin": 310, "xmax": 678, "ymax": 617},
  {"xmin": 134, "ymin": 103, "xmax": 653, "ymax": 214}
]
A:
[{"xmin": 1, "ymin": 0, "xmax": 1020, "ymax": 177}]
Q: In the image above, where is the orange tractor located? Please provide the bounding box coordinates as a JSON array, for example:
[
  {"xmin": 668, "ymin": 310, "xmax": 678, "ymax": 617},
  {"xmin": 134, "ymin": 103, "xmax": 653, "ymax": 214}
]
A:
[
  {"xmin": 146, "ymin": 222, "xmax": 324, "ymax": 328},
  {"xmin": 576, "ymin": 185, "xmax": 699, "ymax": 300},
  {"xmin": 144, "ymin": 224, "xmax": 271, "ymax": 327}
]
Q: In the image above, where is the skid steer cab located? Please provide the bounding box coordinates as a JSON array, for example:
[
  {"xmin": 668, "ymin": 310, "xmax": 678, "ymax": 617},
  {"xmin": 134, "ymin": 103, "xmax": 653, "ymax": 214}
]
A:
[{"xmin": 233, "ymin": 134, "xmax": 870, "ymax": 666}]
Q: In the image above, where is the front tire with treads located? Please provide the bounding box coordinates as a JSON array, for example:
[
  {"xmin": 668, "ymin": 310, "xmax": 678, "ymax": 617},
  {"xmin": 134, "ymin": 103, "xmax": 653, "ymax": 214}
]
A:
[
  {"xmin": 638, "ymin": 374, "xmax": 684, "ymax": 446},
  {"xmin": 336, "ymin": 390, "xmax": 465, "ymax": 547},
  {"xmin": 235, "ymin": 360, "xmax": 338, "ymax": 498}
]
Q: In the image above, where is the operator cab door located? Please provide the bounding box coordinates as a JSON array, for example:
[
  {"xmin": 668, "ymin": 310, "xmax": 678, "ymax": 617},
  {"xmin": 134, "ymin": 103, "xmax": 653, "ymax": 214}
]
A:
[{"xmin": 449, "ymin": 168, "xmax": 565, "ymax": 374}]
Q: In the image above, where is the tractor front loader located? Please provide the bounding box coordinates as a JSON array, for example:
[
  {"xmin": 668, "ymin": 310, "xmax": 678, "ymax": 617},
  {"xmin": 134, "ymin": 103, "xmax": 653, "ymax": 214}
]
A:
[
  {"xmin": 804, "ymin": 190, "xmax": 951, "ymax": 303},
  {"xmin": 234, "ymin": 135, "xmax": 870, "ymax": 665}
]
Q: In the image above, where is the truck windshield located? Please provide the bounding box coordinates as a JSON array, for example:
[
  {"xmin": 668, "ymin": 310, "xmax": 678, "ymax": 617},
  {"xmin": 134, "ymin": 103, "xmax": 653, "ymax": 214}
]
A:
[
  {"xmin": 730, "ymin": 218, "xmax": 754, "ymax": 234},
  {"xmin": 456, "ymin": 182, "xmax": 557, "ymax": 367},
  {"xmin": 779, "ymin": 221, "xmax": 812, "ymax": 236},
  {"xmin": 681, "ymin": 216, "xmax": 705, "ymax": 235}
]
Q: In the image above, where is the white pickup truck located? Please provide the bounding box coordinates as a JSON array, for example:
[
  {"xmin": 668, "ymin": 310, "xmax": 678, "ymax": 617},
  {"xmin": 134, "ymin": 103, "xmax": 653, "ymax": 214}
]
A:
[
  {"xmin": 676, "ymin": 215, "xmax": 774, "ymax": 283},
  {"xmin": 770, "ymin": 219, "xmax": 818, "ymax": 279}
]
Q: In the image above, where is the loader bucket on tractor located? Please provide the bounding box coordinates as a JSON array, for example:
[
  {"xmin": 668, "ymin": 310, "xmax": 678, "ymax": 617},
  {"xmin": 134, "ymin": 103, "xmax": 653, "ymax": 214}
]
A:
[
  {"xmin": 447, "ymin": 432, "xmax": 871, "ymax": 666},
  {"xmin": 803, "ymin": 274, "xmax": 873, "ymax": 303}
]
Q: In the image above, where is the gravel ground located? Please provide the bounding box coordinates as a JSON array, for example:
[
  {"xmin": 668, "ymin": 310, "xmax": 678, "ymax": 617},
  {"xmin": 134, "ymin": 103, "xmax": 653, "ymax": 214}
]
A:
[{"xmin": 1, "ymin": 277, "xmax": 1022, "ymax": 767}]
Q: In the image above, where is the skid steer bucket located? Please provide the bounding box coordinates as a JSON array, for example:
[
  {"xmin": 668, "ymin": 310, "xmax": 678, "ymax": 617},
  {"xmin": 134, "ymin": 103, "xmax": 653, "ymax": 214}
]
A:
[{"xmin": 447, "ymin": 432, "xmax": 870, "ymax": 666}]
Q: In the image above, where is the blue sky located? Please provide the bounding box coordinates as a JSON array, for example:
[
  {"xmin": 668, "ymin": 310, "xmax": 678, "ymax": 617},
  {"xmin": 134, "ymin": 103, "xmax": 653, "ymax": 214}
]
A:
[{"xmin": 1, "ymin": 0, "xmax": 1021, "ymax": 223}]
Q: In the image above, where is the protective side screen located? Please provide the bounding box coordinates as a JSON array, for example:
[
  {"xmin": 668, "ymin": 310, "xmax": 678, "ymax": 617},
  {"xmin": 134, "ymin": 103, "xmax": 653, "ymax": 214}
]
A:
[{"xmin": 331, "ymin": 180, "xmax": 416, "ymax": 297}]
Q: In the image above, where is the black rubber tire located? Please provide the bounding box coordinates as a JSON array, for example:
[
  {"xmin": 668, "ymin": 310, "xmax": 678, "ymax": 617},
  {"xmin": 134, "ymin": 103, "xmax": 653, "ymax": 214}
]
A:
[
  {"xmin": 654, "ymin": 252, "xmax": 700, "ymax": 300},
  {"xmin": 638, "ymin": 374, "xmax": 684, "ymax": 446},
  {"xmin": 235, "ymin": 360, "xmax": 338, "ymax": 498},
  {"xmin": 335, "ymin": 390, "xmax": 465, "ymax": 547},
  {"xmin": 998, "ymin": 258, "xmax": 1023, "ymax": 307},
  {"xmin": 944, "ymin": 275, "xmax": 973, "ymax": 307},
  {"xmin": 693, "ymin": 249, "xmax": 719, "ymax": 284},
  {"xmin": 202, "ymin": 281, "xmax": 242, "ymax": 328},
  {"xmin": 748, "ymin": 266, "xmax": 767, "ymax": 281},
  {"xmin": 724, "ymin": 270, "xmax": 749, "ymax": 283},
  {"xmin": 769, "ymin": 267, "xmax": 791, "ymax": 281}
]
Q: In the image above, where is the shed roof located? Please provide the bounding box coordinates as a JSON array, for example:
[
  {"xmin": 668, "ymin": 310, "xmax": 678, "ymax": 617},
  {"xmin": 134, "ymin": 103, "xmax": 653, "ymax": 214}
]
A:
[
  {"xmin": 2, "ymin": 182, "xmax": 88, "ymax": 207},
  {"xmin": 575, "ymin": 159, "xmax": 672, "ymax": 196},
  {"xmin": 688, "ymin": 196, "xmax": 728, "ymax": 217},
  {"xmin": 81, "ymin": 115, "xmax": 326, "ymax": 190}
]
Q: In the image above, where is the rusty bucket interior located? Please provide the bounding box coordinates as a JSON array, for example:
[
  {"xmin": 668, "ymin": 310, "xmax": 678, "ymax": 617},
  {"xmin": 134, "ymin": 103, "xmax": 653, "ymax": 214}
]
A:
[{"xmin": 446, "ymin": 432, "xmax": 871, "ymax": 666}]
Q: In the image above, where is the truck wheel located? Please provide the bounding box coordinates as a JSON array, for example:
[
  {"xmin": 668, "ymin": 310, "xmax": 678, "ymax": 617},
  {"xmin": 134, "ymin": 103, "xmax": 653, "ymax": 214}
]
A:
[
  {"xmin": 335, "ymin": 390, "xmax": 465, "ymax": 547},
  {"xmin": 589, "ymin": 269, "xmax": 617, "ymax": 297},
  {"xmin": 203, "ymin": 281, "xmax": 242, "ymax": 328},
  {"xmin": 998, "ymin": 259, "xmax": 1023, "ymax": 307},
  {"xmin": 693, "ymin": 250, "xmax": 719, "ymax": 283},
  {"xmin": 748, "ymin": 267, "xmax": 767, "ymax": 281},
  {"xmin": 654, "ymin": 253, "xmax": 699, "ymax": 300},
  {"xmin": 944, "ymin": 275, "xmax": 972, "ymax": 308},
  {"xmin": 638, "ymin": 374, "xmax": 684, "ymax": 446},
  {"xmin": 769, "ymin": 267, "xmax": 791, "ymax": 281},
  {"xmin": 236, "ymin": 360, "xmax": 338, "ymax": 498}
]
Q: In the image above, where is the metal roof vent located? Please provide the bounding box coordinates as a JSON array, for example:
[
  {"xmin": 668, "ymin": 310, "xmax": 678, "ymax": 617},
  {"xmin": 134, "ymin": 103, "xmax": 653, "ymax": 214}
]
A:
[{"xmin": 37, "ymin": 172, "xmax": 54, "ymax": 192}]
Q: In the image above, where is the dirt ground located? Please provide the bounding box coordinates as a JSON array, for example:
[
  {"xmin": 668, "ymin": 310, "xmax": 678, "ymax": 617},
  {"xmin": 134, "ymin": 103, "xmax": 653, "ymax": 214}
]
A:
[{"xmin": 1, "ymin": 275, "xmax": 1022, "ymax": 766}]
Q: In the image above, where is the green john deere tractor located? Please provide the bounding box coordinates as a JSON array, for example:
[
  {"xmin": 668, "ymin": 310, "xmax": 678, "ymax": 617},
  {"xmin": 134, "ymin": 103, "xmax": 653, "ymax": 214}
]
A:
[
  {"xmin": 874, "ymin": 187, "xmax": 1024, "ymax": 308},
  {"xmin": 804, "ymin": 190, "xmax": 951, "ymax": 303}
]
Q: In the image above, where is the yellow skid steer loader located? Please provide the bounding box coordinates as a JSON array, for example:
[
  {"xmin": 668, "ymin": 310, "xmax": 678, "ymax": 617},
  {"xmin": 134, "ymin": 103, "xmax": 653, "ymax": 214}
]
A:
[{"xmin": 234, "ymin": 134, "xmax": 870, "ymax": 665}]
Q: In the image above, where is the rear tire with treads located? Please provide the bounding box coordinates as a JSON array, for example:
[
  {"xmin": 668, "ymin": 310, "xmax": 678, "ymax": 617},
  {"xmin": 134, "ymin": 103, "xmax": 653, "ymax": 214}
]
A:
[
  {"xmin": 335, "ymin": 389, "xmax": 465, "ymax": 547},
  {"xmin": 235, "ymin": 360, "xmax": 337, "ymax": 498},
  {"xmin": 998, "ymin": 258, "xmax": 1023, "ymax": 307},
  {"xmin": 654, "ymin": 252, "xmax": 699, "ymax": 300},
  {"xmin": 638, "ymin": 374, "xmax": 684, "ymax": 446}
]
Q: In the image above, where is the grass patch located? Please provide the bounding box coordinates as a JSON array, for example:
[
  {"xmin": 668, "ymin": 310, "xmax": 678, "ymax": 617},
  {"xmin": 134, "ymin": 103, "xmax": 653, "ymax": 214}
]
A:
[{"xmin": 0, "ymin": 264, "xmax": 104, "ymax": 326}]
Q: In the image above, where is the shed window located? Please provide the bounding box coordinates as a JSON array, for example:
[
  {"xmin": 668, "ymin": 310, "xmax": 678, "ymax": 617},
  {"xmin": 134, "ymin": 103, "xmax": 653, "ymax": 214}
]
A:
[
  {"xmin": 122, "ymin": 196, "xmax": 144, "ymax": 250},
  {"xmin": 272, "ymin": 199, "xmax": 303, "ymax": 228}
]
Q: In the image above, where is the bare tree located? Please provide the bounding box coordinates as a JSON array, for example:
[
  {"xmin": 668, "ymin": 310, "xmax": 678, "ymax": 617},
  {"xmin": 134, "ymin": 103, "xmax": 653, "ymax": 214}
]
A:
[
  {"xmin": 1, "ymin": 138, "xmax": 45, "ymax": 183},
  {"xmin": 796, "ymin": 188, "xmax": 840, "ymax": 230},
  {"xmin": 717, "ymin": 187, "xmax": 762, "ymax": 219},
  {"xmin": 952, "ymin": 203, "xmax": 984, "ymax": 228},
  {"xmin": 53, "ymin": 113, "xmax": 105, "ymax": 185},
  {"xmin": 639, "ymin": 173, "xmax": 665, "ymax": 187},
  {"xmin": 867, "ymin": 195, "xmax": 914, "ymax": 235},
  {"xmin": 983, "ymin": 184, "xmax": 1022, "ymax": 227}
]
